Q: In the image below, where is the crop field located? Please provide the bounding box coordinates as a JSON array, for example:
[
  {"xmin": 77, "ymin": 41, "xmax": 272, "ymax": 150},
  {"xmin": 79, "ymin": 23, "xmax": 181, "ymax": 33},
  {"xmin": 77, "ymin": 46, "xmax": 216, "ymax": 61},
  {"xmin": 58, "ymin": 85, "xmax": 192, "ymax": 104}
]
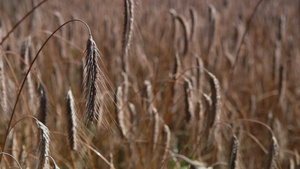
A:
[{"xmin": 0, "ymin": 0, "xmax": 299, "ymax": 168}]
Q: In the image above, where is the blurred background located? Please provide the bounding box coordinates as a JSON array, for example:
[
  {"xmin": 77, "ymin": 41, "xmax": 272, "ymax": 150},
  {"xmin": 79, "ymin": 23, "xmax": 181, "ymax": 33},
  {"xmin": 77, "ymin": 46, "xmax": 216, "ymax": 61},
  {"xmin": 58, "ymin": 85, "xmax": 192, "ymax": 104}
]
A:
[{"xmin": 0, "ymin": 0, "xmax": 299, "ymax": 168}]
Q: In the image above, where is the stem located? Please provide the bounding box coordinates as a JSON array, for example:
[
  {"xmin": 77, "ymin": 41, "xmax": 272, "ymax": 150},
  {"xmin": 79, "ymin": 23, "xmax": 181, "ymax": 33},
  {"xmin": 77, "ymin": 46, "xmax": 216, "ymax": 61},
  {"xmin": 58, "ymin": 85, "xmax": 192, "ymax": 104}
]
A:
[
  {"xmin": 45, "ymin": 155, "xmax": 59, "ymax": 168},
  {"xmin": 226, "ymin": 0, "xmax": 265, "ymax": 95},
  {"xmin": 0, "ymin": 0, "xmax": 49, "ymax": 45},
  {"xmin": 0, "ymin": 18, "xmax": 92, "ymax": 164},
  {"xmin": 8, "ymin": 116, "xmax": 39, "ymax": 135},
  {"xmin": 0, "ymin": 152, "xmax": 22, "ymax": 169},
  {"xmin": 79, "ymin": 139, "xmax": 115, "ymax": 169},
  {"xmin": 231, "ymin": 0, "xmax": 265, "ymax": 72}
]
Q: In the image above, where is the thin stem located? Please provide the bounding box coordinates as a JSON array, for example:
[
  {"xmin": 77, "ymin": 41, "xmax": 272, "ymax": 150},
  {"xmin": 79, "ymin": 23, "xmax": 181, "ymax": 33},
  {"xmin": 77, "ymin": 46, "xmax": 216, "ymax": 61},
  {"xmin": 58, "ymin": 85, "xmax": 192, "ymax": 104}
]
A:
[
  {"xmin": 225, "ymin": 0, "xmax": 265, "ymax": 96},
  {"xmin": 0, "ymin": 152, "xmax": 22, "ymax": 169},
  {"xmin": 0, "ymin": 0, "xmax": 49, "ymax": 45},
  {"xmin": 8, "ymin": 115, "xmax": 39, "ymax": 135},
  {"xmin": 0, "ymin": 18, "xmax": 92, "ymax": 164},
  {"xmin": 45, "ymin": 155, "xmax": 59, "ymax": 168},
  {"xmin": 78, "ymin": 139, "xmax": 115, "ymax": 169},
  {"xmin": 213, "ymin": 118, "xmax": 275, "ymax": 137},
  {"xmin": 236, "ymin": 118, "xmax": 275, "ymax": 137},
  {"xmin": 231, "ymin": 0, "xmax": 264, "ymax": 71}
]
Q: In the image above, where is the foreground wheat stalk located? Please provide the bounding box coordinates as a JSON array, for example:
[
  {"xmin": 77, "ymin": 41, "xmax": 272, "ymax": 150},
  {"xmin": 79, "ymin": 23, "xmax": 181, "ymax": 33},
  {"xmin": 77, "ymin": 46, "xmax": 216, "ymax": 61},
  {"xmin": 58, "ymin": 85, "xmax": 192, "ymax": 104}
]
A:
[
  {"xmin": 66, "ymin": 89, "xmax": 78, "ymax": 151},
  {"xmin": 0, "ymin": 18, "xmax": 93, "ymax": 164},
  {"xmin": 83, "ymin": 36, "xmax": 103, "ymax": 123}
]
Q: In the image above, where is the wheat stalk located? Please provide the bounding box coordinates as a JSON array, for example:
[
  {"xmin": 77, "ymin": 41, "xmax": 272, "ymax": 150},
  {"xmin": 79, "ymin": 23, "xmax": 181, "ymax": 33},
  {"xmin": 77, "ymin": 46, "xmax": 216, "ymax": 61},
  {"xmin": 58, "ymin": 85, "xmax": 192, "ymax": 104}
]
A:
[
  {"xmin": 109, "ymin": 153, "xmax": 115, "ymax": 169},
  {"xmin": 36, "ymin": 120, "xmax": 50, "ymax": 169},
  {"xmin": 128, "ymin": 102, "xmax": 137, "ymax": 133},
  {"xmin": 20, "ymin": 37, "xmax": 31, "ymax": 71},
  {"xmin": 54, "ymin": 11, "xmax": 66, "ymax": 59},
  {"xmin": 66, "ymin": 89, "xmax": 78, "ymax": 151},
  {"xmin": 265, "ymin": 136, "xmax": 279, "ymax": 169},
  {"xmin": 207, "ymin": 4, "xmax": 216, "ymax": 55},
  {"xmin": 38, "ymin": 84, "xmax": 47, "ymax": 125},
  {"xmin": 0, "ymin": 152, "xmax": 22, "ymax": 169},
  {"xmin": 289, "ymin": 158, "xmax": 295, "ymax": 169},
  {"xmin": 196, "ymin": 55, "xmax": 204, "ymax": 92},
  {"xmin": 115, "ymin": 86, "xmax": 129, "ymax": 138},
  {"xmin": 278, "ymin": 64, "xmax": 286, "ymax": 106},
  {"xmin": 45, "ymin": 155, "xmax": 60, "ymax": 169},
  {"xmin": 229, "ymin": 135, "xmax": 239, "ymax": 169},
  {"xmin": 152, "ymin": 108, "xmax": 160, "ymax": 151},
  {"xmin": 171, "ymin": 53, "xmax": 182, "ymax": 99},
  {"xmin": 175, "ymin": 15, "xmax": 189, "ymax": 56},
  {"xmin": 121, "ymin": 0, "xmax": 134, "ymax": 72},
  {"xmin": 162, "ymin": 124, "xmax": 171, "ymax": 163},
  {"xmin": 0, "ymin": 19, "xmax": 2, "ymax": 39},
  {"xmin": 19, "ymin": 145, "xmax": 27, "ymax": 167},
  {"xmin": 272, "ymin": 41, "xmax": 281, "ymax": 83},
  {"xmin": 0, "ymin": 49, "xmax": 7, "ymax": 115},
  {"xmin": 20, "ymin": 37, "xmax": 37, "ymax": 113},
  {"xmin": 207, "ymin": 71, "xmax": 220, "ymax": 129},
  {"xmin": 183, "ymin": 78, "xmax": 194, "ymax": 123},
  {"xmin": 144, "ymin": 80, "xmax": 155, "ymax": 117},
  {"xmin": 189, "ymin": 7, "xmax": 197, "ymax": 42},
  {"xmin": 83, "ymin": 36, "xmax": 103, "ymax": 123}
]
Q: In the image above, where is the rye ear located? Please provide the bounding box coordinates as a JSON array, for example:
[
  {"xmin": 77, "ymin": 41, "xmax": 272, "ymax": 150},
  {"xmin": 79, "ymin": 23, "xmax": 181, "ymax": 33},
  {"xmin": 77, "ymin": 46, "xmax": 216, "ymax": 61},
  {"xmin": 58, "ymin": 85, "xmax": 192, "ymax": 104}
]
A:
[
  {"xmin": 83, "ymin": 36, "xmax": 103, "ymax": 123},
  {"xmin": 66, "ymin": 89, "xmax": 78, "ymax": 151}
]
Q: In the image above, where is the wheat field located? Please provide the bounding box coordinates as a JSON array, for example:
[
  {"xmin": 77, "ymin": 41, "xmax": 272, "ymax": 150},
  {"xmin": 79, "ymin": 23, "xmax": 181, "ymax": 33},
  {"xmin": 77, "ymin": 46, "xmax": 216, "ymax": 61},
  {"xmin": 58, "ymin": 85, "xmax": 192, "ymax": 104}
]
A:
[{"xmin": 0, "ymin": 0, "xmax": 299, "ymax": 168}]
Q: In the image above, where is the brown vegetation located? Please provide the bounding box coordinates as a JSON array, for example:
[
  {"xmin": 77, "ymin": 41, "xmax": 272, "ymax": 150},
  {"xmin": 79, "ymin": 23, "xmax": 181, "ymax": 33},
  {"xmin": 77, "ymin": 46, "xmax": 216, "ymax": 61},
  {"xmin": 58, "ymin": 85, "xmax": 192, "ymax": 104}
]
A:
[{"xmin": 0, "ymin": 0, "xmax": 299, "ymax": 168}]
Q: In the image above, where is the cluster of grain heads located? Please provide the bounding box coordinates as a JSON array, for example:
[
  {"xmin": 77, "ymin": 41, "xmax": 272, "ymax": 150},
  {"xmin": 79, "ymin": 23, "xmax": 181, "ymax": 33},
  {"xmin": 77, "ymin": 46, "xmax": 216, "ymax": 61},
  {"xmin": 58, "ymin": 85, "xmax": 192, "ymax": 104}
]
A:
[
  {"xmin": 0, "ymin": 0, "xmax": 299, "ymax": 168},
  {"xmin": 0, "ymin": 15, "xmax": 114, "ymax": 167}
]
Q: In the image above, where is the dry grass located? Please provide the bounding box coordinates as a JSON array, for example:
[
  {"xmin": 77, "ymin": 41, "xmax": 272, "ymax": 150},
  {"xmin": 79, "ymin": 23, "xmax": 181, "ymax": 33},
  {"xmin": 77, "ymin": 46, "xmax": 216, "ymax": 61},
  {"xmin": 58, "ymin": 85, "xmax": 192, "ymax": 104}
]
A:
[{"xmin": 0, "ymin": 0, "xmax": 299, "ymax": 168}]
